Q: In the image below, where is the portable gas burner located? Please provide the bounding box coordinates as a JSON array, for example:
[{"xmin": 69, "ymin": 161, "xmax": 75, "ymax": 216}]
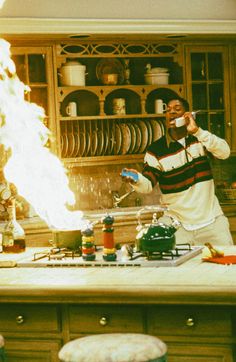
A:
[{"xmin": 15, "ymin": 244, "xmax": 203, "ymax": 268}]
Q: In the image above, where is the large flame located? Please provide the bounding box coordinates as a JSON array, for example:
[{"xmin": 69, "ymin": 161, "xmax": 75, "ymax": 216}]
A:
[{"xmin": 0, "ymin": 39, "xmax": 88, "ymax": 230}]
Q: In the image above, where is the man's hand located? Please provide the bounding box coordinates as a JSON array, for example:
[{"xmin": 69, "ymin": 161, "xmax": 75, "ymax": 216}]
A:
[
  {"xmin": 120, "ymin": 168, "xmax": 139, "ymax": 184},
  {"xmin": 184, "ymin": 112, "xmax": 199, "ymax": 134}
]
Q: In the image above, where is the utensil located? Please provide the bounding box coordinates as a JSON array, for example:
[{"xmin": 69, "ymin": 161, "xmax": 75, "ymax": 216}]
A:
[
  {"xmin": 113, "ymin": 98, "xmax": 126, "ymax": 115},
  {"xmin": 66, "ymin": 102, "xmax": 77, "ymax": 117},
  {"xmin": 155, "ymin": 99, "xmax": 167, "ymax": 114}
]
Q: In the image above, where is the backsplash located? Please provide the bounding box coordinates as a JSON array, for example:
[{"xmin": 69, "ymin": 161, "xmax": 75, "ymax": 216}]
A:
[
  {"xmin": 68, "ymin": 155, "xmax": 236, "ymax": 211},
  {"xmin": 68, "ymin": 163, "xmax": 161, "ymax": 211}
]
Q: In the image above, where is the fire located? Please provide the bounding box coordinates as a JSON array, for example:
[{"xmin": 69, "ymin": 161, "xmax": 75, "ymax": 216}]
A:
[{"xmin": 0, "ymin": 39, "xmax": 88, "ymax": 230}]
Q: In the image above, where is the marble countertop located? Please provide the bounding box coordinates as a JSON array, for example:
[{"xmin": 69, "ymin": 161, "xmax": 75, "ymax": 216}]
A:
[{"xmin": 0, "ymin": 246, "xmax": 236, "ymax": 306}]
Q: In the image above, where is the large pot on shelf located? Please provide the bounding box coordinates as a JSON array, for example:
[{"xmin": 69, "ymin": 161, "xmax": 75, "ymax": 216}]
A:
[{"xmin": 59, "ymin": 60, "xmax": 86, "ymax": 86}]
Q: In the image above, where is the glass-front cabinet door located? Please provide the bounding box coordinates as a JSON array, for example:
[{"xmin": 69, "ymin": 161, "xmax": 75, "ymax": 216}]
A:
[
  {"xmin": 185, "ymin": 45, "xmax": 231, "ymax": 148},
  {"xmin": 10, "ymin": 46, "xmax": 56, "ymax": 152}
]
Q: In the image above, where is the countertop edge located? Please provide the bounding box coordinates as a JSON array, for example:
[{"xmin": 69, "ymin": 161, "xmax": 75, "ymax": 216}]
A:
[{"xmin": 0, "ymin": 284, "xmax": 235, "ymax": 305}]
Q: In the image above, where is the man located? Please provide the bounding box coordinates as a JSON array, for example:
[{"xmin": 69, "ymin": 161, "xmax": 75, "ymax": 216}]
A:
[{"xmin": 122, "ymin": 97, "xmax": 233, "ymax": 246}]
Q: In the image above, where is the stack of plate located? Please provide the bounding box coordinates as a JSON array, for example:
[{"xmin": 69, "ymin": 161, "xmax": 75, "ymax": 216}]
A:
[{"xmin": 60, "ymin": 118, "xmax": 165, "ymax": 158}]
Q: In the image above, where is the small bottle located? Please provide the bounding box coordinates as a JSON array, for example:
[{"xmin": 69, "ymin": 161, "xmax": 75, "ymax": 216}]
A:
[{"xmin": 2, "ymin": 199, "xmax": 26, "ymax": 253}]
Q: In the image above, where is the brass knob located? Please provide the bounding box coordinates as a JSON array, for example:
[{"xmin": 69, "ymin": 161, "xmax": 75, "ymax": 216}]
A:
[
  {"xmin": 227, "ymin": 122, "xmax": 232, "ymax": 127},
  {"xmin": 16, "ymin": 315, "xmax": 24, "ymax": 324},
  {"xmin": 99, "ymin": 316, "xmax": 108, "ymax": 326},
  {"xmin": 186, "ymin": 317, "xmax": 195, "ymax": 327}
]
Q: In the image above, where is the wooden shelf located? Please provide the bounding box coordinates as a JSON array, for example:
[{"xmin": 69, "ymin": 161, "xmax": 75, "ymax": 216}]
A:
[{"xmin": 59, "ymin": 114, "xmax": 166, "ymax": 121}]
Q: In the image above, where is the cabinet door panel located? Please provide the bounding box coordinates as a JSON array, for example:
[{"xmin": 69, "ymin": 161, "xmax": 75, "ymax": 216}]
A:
[
  {"xmin": 5, "ymin": 339, "xmax": 61, "ymax": 362},
  {"xmin": 167, "ymin": 343, "xmax": 233, "ymax": 362}
]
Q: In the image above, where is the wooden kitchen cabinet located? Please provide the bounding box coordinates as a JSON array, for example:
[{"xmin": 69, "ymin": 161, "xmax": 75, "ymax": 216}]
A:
[
  {"xmin": 5, "ymin": 339, "xmax": 61, "ymax": 362},
  {"xmin": 11, "ymin": 46, "xmax": 57, "ymax": 153},
  {"xmin": 146, "ymin": 305, "xmax": 234, "ymax": 362},
  {"xmin": 167, "ymin": 344, "xmax": 234, "ymax": 362},
  {"xmin": 185, "ymin": 45, "xmax": 232, "ymax": 149},
  {"xmin": 0, "ymin": 304, "xmax": 62, "ymax": 362},
  {"xmin": 68, "ymin": 304, "xmax": 144, "ymax": 337},
  {"xmin": 2, "ymin": 302, "xmax": 234, "ymax": 362},
  {"xmin": 54, "ymin": 41, "xmax": 185, "ymax": 166},
  {"xmin": 229, "ymin": 44, "xmax": 236, "ymax": 154}
]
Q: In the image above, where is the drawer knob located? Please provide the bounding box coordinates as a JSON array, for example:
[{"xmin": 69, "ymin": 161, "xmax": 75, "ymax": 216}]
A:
[
  {"xmin": 99, "ymin": 316, "xmax": 108, "ymax": 326},
  {"xmin": 186, "ymin": 317, "xmax": 195, "ymax": 327},
  {"xmin": 16, "ymin": 315, "xmax": 24, "ymax": 324}
]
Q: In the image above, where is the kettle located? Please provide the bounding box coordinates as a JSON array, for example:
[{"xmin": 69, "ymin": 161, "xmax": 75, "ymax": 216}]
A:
[{"xmin": 136, "ymin": 210, "xmax": 181, "ymax": 253}]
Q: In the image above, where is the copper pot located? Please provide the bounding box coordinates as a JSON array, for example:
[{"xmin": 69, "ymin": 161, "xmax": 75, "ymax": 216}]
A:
[
  {"xmin": 51, "ymin": 229, "xmax": 81, "ymax": 250},
  {"xmin": 101, "ymin": 73, "xmax": 118, "ymax": 85}
]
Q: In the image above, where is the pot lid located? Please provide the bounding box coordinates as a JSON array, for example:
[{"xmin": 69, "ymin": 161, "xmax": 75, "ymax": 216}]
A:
[
  {"xmin": 145, "ymin": 72, "xmax": 169, "ymax": 75},
  {"xmin": 146, "ymin": 66, "xmax": 169, "ymax": 74},
  {"xmin": 62, "ymin": 60, "xmax": 85, "ymax": 67}
]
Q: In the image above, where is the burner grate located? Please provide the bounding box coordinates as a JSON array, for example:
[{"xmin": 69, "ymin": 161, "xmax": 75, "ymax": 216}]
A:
[{"xmin": 18, "ymin": 245, "xmax": 203, "ymax": 268}]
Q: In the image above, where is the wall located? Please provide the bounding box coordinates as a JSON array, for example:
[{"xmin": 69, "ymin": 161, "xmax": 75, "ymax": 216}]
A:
[
  {"xmin": 0, "ymin": 0, "xmax": 236, "ymax": 37},
  {"xmin": 0, "ymin": 0, "xmax": 236, "ymax": 20}
]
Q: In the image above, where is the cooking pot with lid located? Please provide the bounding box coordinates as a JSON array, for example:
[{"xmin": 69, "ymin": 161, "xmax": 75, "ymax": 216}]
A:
[
  {"xmin": 145, "ymin": 63, "xmax": 168, "ymax": 74},
  {"xmin": 136, "ymin": 212, "xmax": 181, "ymax": 253},
  {"xmin": 59, "ymin": 60, "xmax": 87, "ymax": 86},
  {"xmin": 50, "ymin": 229, "xmax": 82, "ymax": 250}
]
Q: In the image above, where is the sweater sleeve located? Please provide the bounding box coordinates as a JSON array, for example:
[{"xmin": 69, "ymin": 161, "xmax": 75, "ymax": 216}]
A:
[
  {"xmin": 193, "ymin": 127, "xmax": 230, "ymax": 159},
  {"xmin": 131, "ymin": 172, "xmax": 153, "ymax": 194}
]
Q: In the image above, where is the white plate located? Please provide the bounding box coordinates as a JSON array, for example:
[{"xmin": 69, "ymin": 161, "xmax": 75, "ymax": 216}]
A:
[
  {"xmin": 60, "ymin": 134, "xmax": 64, "ymax": 156},
  {"xmin": 84, "ymin": 131, "xmax": 91, "ymax": 156},
  {"xmin": 67, "ymin": 132, "xmax": 75, "ymax": 158},
  {"xmin": 132, "ymin": 123, "xmax": 142, "ymax": 153},
  {"xmin": 119, "ymin": 123, "xmax": 131, "ymax": 155},
  {"xmin": 114, "ymin": 123, "xmax": 122, "ymax": 155},
  {"xmin": 96, "ymin": 121, "xmax": 105, "ymax": 156},
  {"xmin": 90, "ymin": 121, "xmax": 98, "ymax": 157},
  {"xmin": 144, "ymin": 120, "xmax": 153, "ymax": 148},
  {"xmin": 63, "ymin": 133, "xmax": 68, "ymax": 157},
  {"xmin": 71, "ymin": 132, "xmax": 79, "ymax": 157},
  {"xmin": 150, "ymin": 119, "xmax": 164, "ymax": 142},
  {"xmin": 102, "ymin": 128, "xmax": 109, "ymax": 155},
  {"xmin": 127, "ymin": 123, "xmax": 136, "ymax": 154},
  {"xmin": 137, "ymin": 120, "xmax": 149, "ymax": 154},
  {"xmin": 78, "ymin": 124, "xmax": 86, "ymax": 157}
]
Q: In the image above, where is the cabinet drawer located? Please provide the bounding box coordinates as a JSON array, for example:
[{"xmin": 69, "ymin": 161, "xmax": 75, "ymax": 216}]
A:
[
  {"xmin": 68, "ymin": 305, "xmax": 144, "ymax": 334},
  {"xmin": 147, "ymin": 306, "xmax": 231, "ymax": 337},
  {"xmin": 167, "ymin": 343, "xmax": 233, "ymax": 362},
  {"xmin": 0, "ymin": 304, "xmax": 60, "ymax": 333},
  {"xmin": 5, "ymin": 339, "xmax": 61, "ymax": 362}
]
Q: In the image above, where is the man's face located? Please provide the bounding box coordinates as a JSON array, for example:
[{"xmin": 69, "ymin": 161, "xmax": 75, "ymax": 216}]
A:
[{"xmin": 165, "ymin": 99, "xmax": 185, "ymax": 129}]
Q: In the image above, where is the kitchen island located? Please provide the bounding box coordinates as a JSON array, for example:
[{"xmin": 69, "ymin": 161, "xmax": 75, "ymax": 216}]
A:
[{"xmin": 0, "ymin": 246, "xmax": 236, "ymax": 361}]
